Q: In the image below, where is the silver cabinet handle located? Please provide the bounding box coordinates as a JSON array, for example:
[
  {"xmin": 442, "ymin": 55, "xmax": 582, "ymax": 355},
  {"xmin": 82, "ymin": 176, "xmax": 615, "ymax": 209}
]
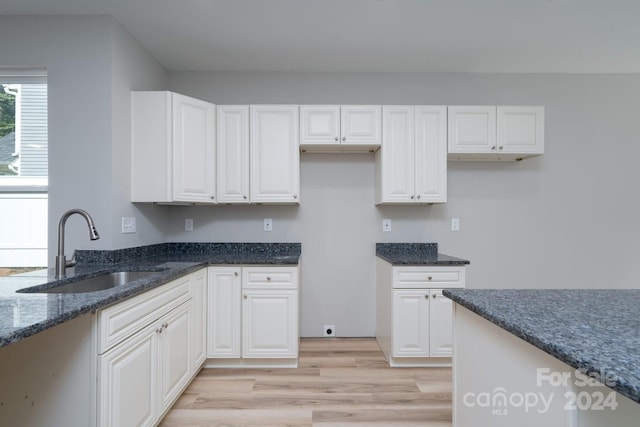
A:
[
  {"xmin": 417, "ymin": 195, "xmax": 421, "ymax": 199},
  {"xmin": 491, "ymin": 146, "xmax": 497, "ymax": 150},
  {"xmin": 243, "ymin": 294, "xmax": 248, "ymax": 299},
  {"xmin": 266, "ymin": 277, "xmax": 271, "ymax": 281},
  {"xmin": 428, "ymin": 276, "xmax": 432, "ymax": 280},
  {"xmin": 499, "ymin": 145, "xmax": 504, "ymax": 150},
  {"xmin": 432, "ymin": 293, "xmax": 437, "ymax": 299},
  {"xmin": 410, "ymin": 195, "xmax": 415, "ymax": 199},
  {"xmin": 156, "ymin": 327, "xmax": 163, "ymax": 334},
  {"xmin": 162, "ymin": 322, "xmax": 168, "ymax": 329},
  {"xmin": 243, "ymin": 195, "xmax": 247, "ymax": 200},
  {"xmin": 335, "ymin": 136, "xmax": 339, "ymax": 141},
  {"xmin": 234, "ymin": 271, "xmax": 239, "ymax": 277},
  {"xmin": 342, "ymin": 136, "xmax": 346, "ymax": 141},
  {"xmin": 424, "ymin": 294, "xmax": 428, "ymax": 299}
]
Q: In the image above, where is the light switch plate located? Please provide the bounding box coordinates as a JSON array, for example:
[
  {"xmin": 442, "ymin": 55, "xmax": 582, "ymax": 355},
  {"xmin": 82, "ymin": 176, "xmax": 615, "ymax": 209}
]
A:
[
  {"xmin": 451, "ymin": 218, "xmax": 460, "ymax": 232},
  {"xmin": 121, "ymin": 217, "xmax": 136, "ymax": 234},
  {"xmin": 264, "ymin": 218, "xmax": 273, "ymax": 232},
  {"xmin": 185, "ymin": 218, "xmax": 194, "ymax": 232},
  {"xmin": 382, "ymin": 219, "xmax": 391, "ymax": 232}
]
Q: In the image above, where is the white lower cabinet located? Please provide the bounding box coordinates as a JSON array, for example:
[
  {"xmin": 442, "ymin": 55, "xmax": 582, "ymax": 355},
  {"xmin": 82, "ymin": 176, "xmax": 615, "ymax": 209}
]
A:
[
  {"xmin": 96, "ymin": 269, "xmax": 206, "ymax": 427},
  {"xmin": 376, "ymin": 259, "xmax": 465, "ymax": 367},
  {"xmin": 207, "ymin": 265, "xmax": 299, "ymax": 366},
  {"xmin": 392, "ymin": 289, "xmax": 453, "ymax": 358}
]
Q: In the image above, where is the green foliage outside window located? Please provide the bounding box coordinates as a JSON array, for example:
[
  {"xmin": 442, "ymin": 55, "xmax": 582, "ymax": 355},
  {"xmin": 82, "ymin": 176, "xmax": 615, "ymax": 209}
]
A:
[{"xmin": 0, "ymin": 87, "xmax": 16, "ymax": 138}]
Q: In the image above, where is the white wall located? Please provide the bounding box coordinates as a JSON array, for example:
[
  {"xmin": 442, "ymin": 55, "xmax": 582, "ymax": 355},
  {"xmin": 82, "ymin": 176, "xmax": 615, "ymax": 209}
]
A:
[
  {"xmin": 168, "ymin": 71, "xmax": 640, "ymax": 336},
  {"xmin": 0, "ymin": 16, "xmax": 168, "ymax": 265}
]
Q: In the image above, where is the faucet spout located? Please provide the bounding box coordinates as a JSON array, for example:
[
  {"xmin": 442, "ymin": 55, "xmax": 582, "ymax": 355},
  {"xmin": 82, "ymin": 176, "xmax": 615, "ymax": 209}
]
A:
[{"xmin": 55, "ymin": 209, "xmax": 100, "ymax": 279}]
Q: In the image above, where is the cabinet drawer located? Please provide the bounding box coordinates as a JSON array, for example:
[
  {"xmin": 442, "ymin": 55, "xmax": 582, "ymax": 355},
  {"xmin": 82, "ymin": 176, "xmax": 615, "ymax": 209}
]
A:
[
  {"xmin": 97, "ymin": 275, "xmax": 192, "ymax": 354},
  {"xmin": 242, "ymin": 267, "xmax": 299, "ymax": 289},
  {"xmin": 393, "ymin": 266, "xmax": 465, "ymax": 288}
]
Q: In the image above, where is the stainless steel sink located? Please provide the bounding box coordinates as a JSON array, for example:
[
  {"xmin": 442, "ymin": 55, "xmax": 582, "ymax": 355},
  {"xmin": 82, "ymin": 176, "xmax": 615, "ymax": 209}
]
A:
[{"xmin": 19, "ymin": 271, "xmax": 161, "ymax": 294}]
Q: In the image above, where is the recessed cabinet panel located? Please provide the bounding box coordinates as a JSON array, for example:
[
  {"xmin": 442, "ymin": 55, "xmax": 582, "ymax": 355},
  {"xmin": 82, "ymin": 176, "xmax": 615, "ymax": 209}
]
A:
[
  {"xmin": 429, "ymin": 290, "xmax": 453, "ymax": 357},
  {"xmin": 242, "ymin": 289, "xmax": 298, "ymax": 358},
  {"xmin": 158, "ymin": 303, "xmax": 191, "ymax": 412},
  {"xmin": 217, "ymin": 106, "xmax": 250, "ymax": 203},
  {"xmin": 207, "ymin": 268, "xmax": 242, "ymax": 358},
  {"xmin": 341, "ymin": 105, "xmax": 382, "ymax": 146},
  {"xmin": 98, "ymin": 324, "xmax": 157, "ymax": 427},
  {"xmin": 497, "ymin": 106, "xmax": 545, "ymax": 156},
  {"xmin": 379, "ymin": 106, "xmax": 415, "ymax": 203},
  {"xmin": 250, "ymin": 105, "xmax": 300, "ymax": 204},
  {"xmin": 172, "ymin": 95, "xmax": 215, "ymax": 202},
  {"xmin": 300, "ymin": 105, "xmax": 340, "ymax": 146},
  {"xmin": 414, "ymin": 106, "xmax": 447, "ymax": 202},
  {"xmin": 393, "ymin": 289, "xmax": 430, "ymax": 357},
  {"xmin": 448, "ymin": 106, "xmax": 497, "ymax": 154}
]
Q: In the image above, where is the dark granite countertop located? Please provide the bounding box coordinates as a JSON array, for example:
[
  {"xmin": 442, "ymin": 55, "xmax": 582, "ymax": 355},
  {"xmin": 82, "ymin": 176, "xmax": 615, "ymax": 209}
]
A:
[
  {"xmin": 444, "ymin": 289, "xmax": 640, "ymax": 404},
  {"xmin": 376, "ymin": 243, "xmax": 470, "ymax": 265},
  {"xmin": 0, "ymin": 242, "xmax": 301, "ymax": 349}
]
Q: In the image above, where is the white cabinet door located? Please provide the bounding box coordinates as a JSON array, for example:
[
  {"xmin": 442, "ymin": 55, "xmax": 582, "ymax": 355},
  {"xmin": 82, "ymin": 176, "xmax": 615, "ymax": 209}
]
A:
[
  {"xmin": 392, "ymin": 289, "xmax": 430, "ymax": 358},
  {"xmin": 217, "ymin": 105, "xmax": 250, "ymax": 203},
  {"xmin": 242, "ymin": 289, "xmax": 299, "ymax": 358},
  {"xmin": 172, "ymin": 93, "xmax": 216, "ymax": 203},
  {"xmin": 250, "ymin": 105, "xmax": 300, "ymax": 204},
  {"xmin": 429, "ymin": 289, "xmax": 453, "ymax": 357},
  {"xmin": 98, "ymin": 323, "xmax": 158, "ymax": 427},
  {"xmin": 207, "ymin": 267, "xmax": 242, "ymax": 358},
  {"xmin": 377, "ymin": 106, "xmax": 447, "ymax": 204},
  {"xmin": 341, "ymin": 105, "xmax": 381, "ymax": 146},
  {"xmin": 189, "ymin": 269, "xmax": 207, "ymax": 371},
  {"xmin": 300, "ymin": 105, "xmax": 340, "ymax": 146},
  {"xmin": 497, "ymin": 106, "xmax": 545, "ymax": 156},
  {"xmin": 158, "ymin": 302, "xmax": 191, "ymax": 413},
  {"xmin": 448, "ymin": 105, "xmax": 497, "ymax": 154},
  {"xmin": 380, "ymin": 106, "xmax": 415, "ymax": 203},
  {"xmin": 414, "ymin": 106, "xmax": 447, "ymax": 203}
]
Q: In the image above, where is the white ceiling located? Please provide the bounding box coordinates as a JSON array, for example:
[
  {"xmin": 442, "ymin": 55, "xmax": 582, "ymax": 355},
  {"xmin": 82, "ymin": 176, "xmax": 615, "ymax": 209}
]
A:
[{"xmin": 2, "ymin": 0, "xmax": 640, "ymax": 73}]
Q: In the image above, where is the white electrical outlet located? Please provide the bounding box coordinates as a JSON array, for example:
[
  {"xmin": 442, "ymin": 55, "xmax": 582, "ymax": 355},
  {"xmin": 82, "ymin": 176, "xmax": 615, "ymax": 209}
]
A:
[
  {"xmin": 382, "ymin": 219, "xmax": 391, "ymax": 232},
  {"xmin": 324, "ymin": 325, "xmax": 336, "ymax": 337},
  {"xmin": 451, "ymin": 218, "xmax": 460, "ymax": 232},
  {"xmin": 121, "ymin": 217, "xmax": 136, "ymax": 234},
  {"xmin": 264, "ymin": 218, "xmax": 273, "ymax": 232},
  {"xmin": 185, "ymin": 218, "xmax": 194, "ymax": 232}
]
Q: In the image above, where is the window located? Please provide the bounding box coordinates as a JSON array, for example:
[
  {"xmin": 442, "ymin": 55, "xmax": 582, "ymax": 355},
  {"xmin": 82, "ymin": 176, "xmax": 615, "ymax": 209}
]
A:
[
  {"xmin": 0, "ymin": 69, "xmax": 48, "ymax": 271},
  {"xmin": 0, "ymin": 69, "xmax": 48, "ymax": 189}
]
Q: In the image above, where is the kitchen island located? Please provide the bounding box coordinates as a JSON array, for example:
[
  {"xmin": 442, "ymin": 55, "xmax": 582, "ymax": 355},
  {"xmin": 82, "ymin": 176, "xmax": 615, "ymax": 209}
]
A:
[
  {"xmin": 0, "ymin": 242, "xmax": 301, "ymax": 427},
  {"xmin": 444, "ymin": 289, "xmax": 640, "ymax": 426}
]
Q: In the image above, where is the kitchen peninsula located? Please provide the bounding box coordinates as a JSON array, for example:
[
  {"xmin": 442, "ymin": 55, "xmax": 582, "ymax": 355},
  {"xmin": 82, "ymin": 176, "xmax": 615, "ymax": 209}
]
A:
[
  {"xmin": 445, "ymin": 289, "xmax": 640, "ymax": 427},
  {"xmin": 0, "ymin": 242, "xmax": 301, "ymax": 427}
]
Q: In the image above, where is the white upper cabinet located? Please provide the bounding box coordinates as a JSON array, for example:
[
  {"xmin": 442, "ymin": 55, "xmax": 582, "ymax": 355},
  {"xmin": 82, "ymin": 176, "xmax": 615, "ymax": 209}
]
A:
[
  {"xmin": 250, "ymin": 105, "xmax": 300, "ymax": 204},
  {"xmin": 497, "ymin": 106, "xmax": 545, "ymax": 157},
  {"xmin": 448, "ymin": 105, "xmax": 544, "ymax": 161},
  {"xmin": 132, "ymin": 91, "xmax": 216, "ymax": 204},
  {"xmin": 300, "ymin": 105, "xmax": 381, "ymax": 153},
  {"xmin": 217, "ymin": 106, "xmax": 250, "ymax": 204},
  {"xmin": 376, "ymin": 106, "xmax": 447, "ymax": 204}
]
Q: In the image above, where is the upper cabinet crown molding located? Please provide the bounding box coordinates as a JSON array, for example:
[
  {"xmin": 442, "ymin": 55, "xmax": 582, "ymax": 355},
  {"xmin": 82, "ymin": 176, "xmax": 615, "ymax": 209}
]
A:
[
  {"xmin": 132, "ymin": 91, "xmax": 216, "ymax": 204},
  {"xmin": 300, "ymin": 105, "xmax": 381, "ymax": 153},
  {"xmin": 448, "ymin": 105, "xmax": 544, "ymax": 161}
]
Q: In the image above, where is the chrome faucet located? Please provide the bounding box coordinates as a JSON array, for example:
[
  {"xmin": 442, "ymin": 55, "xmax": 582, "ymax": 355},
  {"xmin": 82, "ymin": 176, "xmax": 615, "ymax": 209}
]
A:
[{"xmin": 55, "ymin": 209, "xmax": 100, "ymax": 279}]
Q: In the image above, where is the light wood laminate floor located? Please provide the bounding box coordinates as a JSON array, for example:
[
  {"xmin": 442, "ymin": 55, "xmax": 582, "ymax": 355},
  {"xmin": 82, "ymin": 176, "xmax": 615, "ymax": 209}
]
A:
[{"xmin": 160, "ymin": 338, "xmax": 452, "ymax": 426}]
